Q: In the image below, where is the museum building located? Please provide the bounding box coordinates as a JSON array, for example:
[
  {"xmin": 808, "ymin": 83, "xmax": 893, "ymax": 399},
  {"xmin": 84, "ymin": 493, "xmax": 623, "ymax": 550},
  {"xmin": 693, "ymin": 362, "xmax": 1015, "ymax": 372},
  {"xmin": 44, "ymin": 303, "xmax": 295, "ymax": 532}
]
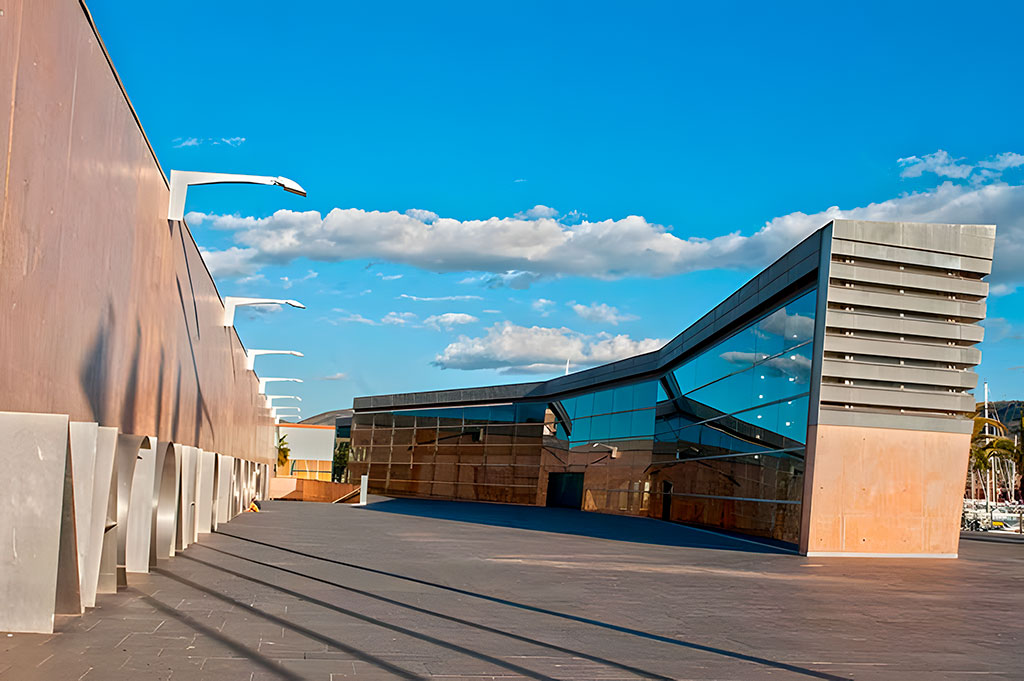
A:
[{"xmin": 348, "ymin": 219, "xmax": 995, "ymax": 556}]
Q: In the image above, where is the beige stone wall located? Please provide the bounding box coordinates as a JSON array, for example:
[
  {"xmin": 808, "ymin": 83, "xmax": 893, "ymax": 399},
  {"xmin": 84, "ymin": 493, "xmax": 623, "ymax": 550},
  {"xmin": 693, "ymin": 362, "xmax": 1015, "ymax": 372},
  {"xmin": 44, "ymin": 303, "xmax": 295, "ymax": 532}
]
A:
[{"xmin": 800, "ymin": 424, "xmax": 970, "ymax": 555}]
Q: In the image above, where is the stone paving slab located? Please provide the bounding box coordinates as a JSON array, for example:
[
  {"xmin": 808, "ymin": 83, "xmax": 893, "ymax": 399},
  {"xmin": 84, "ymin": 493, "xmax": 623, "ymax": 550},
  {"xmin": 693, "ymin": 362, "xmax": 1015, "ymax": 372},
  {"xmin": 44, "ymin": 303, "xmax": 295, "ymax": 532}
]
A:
[{"xmin": 3, "ymin": 497, "xmax": 1023, "ymax": 680}]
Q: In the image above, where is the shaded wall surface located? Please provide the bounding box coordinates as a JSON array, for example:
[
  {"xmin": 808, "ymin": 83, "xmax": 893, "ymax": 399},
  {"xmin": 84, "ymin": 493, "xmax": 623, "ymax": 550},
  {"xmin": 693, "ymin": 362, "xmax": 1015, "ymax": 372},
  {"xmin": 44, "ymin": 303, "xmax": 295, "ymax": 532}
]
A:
[{"xmin": 0, "ymin": 0, "xmax": 273, "ymax": 463}]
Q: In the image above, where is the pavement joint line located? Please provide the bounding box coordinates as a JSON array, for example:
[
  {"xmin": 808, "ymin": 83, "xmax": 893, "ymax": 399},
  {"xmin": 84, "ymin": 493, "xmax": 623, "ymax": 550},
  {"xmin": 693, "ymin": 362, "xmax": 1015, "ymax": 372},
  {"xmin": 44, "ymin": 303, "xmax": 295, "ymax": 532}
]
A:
[
  {"xmin": 189, "ymin": 543, "xmax": 676, "ymax": 681},
  {"xmin": 212, "ymin": 530, "xmax": 852, "ymax": 681}
]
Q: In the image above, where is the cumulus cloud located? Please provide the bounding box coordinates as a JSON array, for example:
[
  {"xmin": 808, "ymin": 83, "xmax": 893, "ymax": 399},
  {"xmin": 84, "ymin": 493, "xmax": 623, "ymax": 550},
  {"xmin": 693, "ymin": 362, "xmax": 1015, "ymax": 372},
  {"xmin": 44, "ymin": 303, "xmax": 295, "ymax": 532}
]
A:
[
  {"xmin": 424, "ymin": 312, "xmax": 478, "ymax": 330},
  {"xmin": 193, "ymin": 152, "xmax": 1024, "ymax": 292},
  {"xmin": 898, "ymin": 150, "xmax": 973, "ymax": 179},
  {"xmin": 978, "ymin": 152, "xmax": 1024, "ymax": 172},
  {"xmin": 382, "ymin": 311, "xmax": 417, "ymax": 326},
  {"xmin": 404, "ymin": 208, "xmax": 438, "ymax": 223},
  {"xmin": 199, "ymin": 247, "xmax": 260, "ymax": 278},
  {"xmin": 433, "ymin": 322, "xmax": 663, "ymax": 374},
  {"xmin": 570, "ymin": 301, "xmax": 638, "ymax": 325},
  {"xmin": 515, "ymin": 204, "xmax": 559, "ymax": 220},
  {"xmin": 532, "ymin": 298, "xmax": 556, "ymax": 316}
]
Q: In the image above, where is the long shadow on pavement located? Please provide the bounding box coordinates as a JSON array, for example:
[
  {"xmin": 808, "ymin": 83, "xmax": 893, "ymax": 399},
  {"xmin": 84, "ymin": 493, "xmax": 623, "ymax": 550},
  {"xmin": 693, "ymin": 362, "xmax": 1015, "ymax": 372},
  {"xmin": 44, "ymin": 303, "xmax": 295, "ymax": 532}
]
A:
[
  {"xmin": 215, "ymin": 529, "xmax": 849, "ymax": 681},
  {"xmin": 361, "ymin": 496, "xmax": 797, "ymax": 554},
  {"xmin": 190, "ymin": 544, "xmax": 676, "ymax": 681}
]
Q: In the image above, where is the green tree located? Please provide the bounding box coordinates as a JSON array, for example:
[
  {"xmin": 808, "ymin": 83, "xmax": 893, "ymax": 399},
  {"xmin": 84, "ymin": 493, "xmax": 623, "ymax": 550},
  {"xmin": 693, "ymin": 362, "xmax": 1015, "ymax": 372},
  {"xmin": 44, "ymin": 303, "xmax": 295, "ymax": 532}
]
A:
[
  {"xmin": 277, "ymin": 434, "xmax": 291, "ymax": 469},
  {"xmin": 332, "ymin": 440, "xmax": 350, "ymax": 483},
  {"xmin": 969, "ymin": 409, "xmax": 1023, "ymax": 500}
]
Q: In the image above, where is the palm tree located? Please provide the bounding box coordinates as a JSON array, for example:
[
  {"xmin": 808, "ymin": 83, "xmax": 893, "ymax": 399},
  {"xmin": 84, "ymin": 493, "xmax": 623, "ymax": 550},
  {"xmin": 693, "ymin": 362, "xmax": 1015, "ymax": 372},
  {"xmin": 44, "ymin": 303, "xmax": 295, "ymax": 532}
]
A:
[
  {"xmin": 277, "ymin": 435, "xmax": 291, "ymax": 469},
  {"xmin": 970, "ymin": 410, "xmax": 1022, "ymax": 502}
]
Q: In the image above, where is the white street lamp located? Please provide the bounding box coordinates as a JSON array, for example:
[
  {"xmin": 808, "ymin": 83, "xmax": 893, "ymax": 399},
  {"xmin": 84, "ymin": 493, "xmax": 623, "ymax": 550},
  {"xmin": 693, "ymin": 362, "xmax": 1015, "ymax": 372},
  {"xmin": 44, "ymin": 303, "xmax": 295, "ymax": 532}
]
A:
[
  {"xmin": 224, "ymin": 297, "xmax": 304, "ymax": 326},
  {"xmin": 591, "ymin": 442, "xmax": 619, "ymax": 459},
  {"xmin": 168, "ymin": 170, "xmax": 306, "ymax": 221},
  {"xmin": 258, "ymin": 377, "xmax": 302, "ymax": 395},
  {"xmin": 270, "ymin": 406, "xmax": 301, "ymax": 417},
  {"xmin": 265, "ymin": 395, "xmax": 302, "ymax": 408},
  {"xmin": 246, "ymin": 349, "xmax": 304, "ymax": 371}
]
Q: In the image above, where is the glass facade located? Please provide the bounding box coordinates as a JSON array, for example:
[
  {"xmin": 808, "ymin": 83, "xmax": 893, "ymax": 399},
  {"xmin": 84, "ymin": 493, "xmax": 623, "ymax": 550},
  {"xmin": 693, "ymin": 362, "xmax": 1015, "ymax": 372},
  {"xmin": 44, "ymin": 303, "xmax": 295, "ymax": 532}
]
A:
[{"xmin": 349, "ymin": 286, "xmax": 817, "ymax": 544}]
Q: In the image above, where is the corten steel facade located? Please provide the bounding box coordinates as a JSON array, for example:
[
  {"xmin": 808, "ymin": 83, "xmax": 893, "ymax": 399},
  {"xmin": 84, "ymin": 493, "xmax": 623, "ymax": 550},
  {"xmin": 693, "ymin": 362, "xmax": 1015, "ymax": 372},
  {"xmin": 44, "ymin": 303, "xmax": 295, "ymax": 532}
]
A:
[
  {"xmin": 0, "ymin": 1, "xmax": 275, "ymax": 632},
  {"xmin": 351, "ymin": 219, "xmax": 996, "ymax": 556}
]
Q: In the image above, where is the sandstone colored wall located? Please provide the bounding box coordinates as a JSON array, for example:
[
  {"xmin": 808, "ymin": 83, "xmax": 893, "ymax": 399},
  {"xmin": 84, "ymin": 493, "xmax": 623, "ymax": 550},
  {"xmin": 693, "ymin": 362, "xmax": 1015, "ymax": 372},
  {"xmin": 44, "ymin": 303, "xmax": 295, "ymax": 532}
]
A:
[
  {"xmin": 0, "ymin": 0, "xmax": 274, "ymax": 463},
  {"xmin": 800, "ymin": 424, "xmax": 970, "ymax": 556}
]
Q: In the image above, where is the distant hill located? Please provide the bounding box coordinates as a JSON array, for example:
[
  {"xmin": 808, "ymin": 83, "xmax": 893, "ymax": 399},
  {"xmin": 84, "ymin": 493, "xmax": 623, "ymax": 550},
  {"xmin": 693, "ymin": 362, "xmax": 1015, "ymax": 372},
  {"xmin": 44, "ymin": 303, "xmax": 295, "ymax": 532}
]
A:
[{"xmin": 300, "ymin": 409, "xmax": 353, "ymax": 426}]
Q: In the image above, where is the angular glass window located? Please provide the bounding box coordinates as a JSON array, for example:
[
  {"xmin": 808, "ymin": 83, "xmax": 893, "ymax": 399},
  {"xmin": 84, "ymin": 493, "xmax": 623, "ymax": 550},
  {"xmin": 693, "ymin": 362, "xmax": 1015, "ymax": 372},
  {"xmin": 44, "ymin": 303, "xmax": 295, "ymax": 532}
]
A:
[
  {"xmin": 632, "ymin": 380, "xmax": 658, "ymax": 411},
  {"xmin": 592, "ymin": 389, "xmax": 614, "ymax": 416},
  {"xmin": 695, "ymin": 326, "xmax": 757, "ymax": 390},
  {"xmin": 687, "ymin": 368, "xmax": 756, "ymax": 417},
  {"xmin": 613, "ymin": 385, "xmax": 634, "ymax": 413},
  {"xmin": 630, "ymin": 408, "xmax": 656, "ymax": 439}
]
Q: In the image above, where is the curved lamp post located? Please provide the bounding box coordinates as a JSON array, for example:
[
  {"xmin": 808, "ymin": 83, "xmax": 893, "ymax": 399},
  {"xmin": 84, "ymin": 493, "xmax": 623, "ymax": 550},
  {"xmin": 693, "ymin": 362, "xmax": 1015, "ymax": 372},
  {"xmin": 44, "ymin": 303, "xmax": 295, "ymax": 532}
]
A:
[
  {"xmin": 224, "ymin": 298, "xmax": 304, "ymax": 327},
  {"xmin": 270, "ymin": 406, "xmax": 301, "ymax": 417},
  {"xmin": 265, "ymin": 395, "xmax": 301, "ymax": 408},
  {"xmin": 246, "ymin": 349, "xmax": 304, "ymax": 371},
  {"xmin": 591, "ymin": 442, "xmax": 619, "ymax": 460},
  {"xmin": 167, "ymin": 170, "xmax": 306, "ymax": 221},
  {"xmin": 258, "ymin": 377, "xmax": 302, "ymax": 395}
]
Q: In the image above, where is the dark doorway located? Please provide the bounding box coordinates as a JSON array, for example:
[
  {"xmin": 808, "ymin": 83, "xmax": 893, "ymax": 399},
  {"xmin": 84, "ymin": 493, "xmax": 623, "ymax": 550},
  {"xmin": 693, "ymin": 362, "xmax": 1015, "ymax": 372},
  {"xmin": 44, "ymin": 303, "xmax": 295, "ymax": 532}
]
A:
[
  {"xmin": 546, "ymin": 473, "xmax": 584, "ymax": 509},
  {"xmin": 661, "ymin": 481, "xmax": 673, "ymax": 521}
]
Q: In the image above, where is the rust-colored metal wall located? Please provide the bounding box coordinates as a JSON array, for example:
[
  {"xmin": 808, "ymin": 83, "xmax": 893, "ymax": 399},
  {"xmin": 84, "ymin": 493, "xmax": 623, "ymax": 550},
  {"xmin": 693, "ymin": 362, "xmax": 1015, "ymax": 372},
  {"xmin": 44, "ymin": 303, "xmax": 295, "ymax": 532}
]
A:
[{"xmin": 0, "ymin": 0, "xmax": 275, "ymax": 464}]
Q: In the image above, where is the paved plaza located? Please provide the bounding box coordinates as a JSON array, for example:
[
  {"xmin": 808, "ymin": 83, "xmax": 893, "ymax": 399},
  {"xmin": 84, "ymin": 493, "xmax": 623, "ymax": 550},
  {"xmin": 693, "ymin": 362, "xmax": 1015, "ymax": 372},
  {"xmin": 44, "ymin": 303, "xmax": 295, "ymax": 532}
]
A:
[{"xmin": 3, "ymin": 497, "xmax": 1022, "ymax": 680}]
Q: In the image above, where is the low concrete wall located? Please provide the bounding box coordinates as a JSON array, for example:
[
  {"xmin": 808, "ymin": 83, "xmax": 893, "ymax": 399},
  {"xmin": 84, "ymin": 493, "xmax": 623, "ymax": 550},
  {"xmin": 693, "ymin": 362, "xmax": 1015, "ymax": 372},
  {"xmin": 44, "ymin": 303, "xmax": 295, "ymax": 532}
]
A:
[{"xmin": 270, "ymin": 478, "xmax": 359, "ymax": 503}]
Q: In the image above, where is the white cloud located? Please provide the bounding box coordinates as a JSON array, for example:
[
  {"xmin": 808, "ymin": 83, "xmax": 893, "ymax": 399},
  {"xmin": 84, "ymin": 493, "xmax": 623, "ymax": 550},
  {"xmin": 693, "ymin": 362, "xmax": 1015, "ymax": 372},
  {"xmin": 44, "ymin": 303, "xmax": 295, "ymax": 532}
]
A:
[
  {"xmin": 398, "ymin": 294, "xmax": 483, "ymax": 302},
  {"xmin": 376, "ymin": 272, "xmax": 404, "ymax": 281},
  {"xmin": 404, "ymin": 208, "xmax": 438, "ymax": 223},
  {"xmin": 719, "ymin": 351, "xmax": 812, "ymax": 383},
  {"xmin": 460, "ymin": 270, "xmax": 542, "ymax": 289},
  {"xmin": 193, "ymin": 153, "xmax": 1024, "ymax": 292},
  {"xmin": 424, "ymin": 312, "xmax": 478, "ymax": 330},
  {"xmin": 483, "ymin": 309, "xmax": 502, "ymax": 314},
  {"xmin": 978, "ymin": 152, "xmax": 1024, "ymax": 172},
  {"xmin": 898, "ymin": 150, "xmax": 973, "ymax": 179},
  {"xmin": 199, "ymin": 247, "xmax": 260, "ymax": 278},
  {"xmin": 570, "ymin": 301, "xmax": 638, "ymax": 325},
  {"xmin": 329, "ymin": 311, "xmax": 379, "ymax": 326},
  {"xmin": 757, "ymin": 307, "xmax": 815, "ymax": 341},
  {"xmin": 515, "ymin": 204, "xmax": 559, "ymax": 220},
  {"xmin": 172, "ymin": 136, "xmax": 246, "ymax": 148},
  {"xmin": 382, "ymin": 311, "xmax": 417, "ymax": 326},
  {"xmin": 321, "ymin": 372, "xmax": 349, "ymax": 381},
  {"xmin": 280, "ymin": 269, "xmax": 318, "ymax": 289},
  {"xmin": 433, "ymin": 322, "xmax": 663, "ymax": 374},
  {"xmin": 532, "ymin": 298, "xmax": 556, "ymax": 316}
]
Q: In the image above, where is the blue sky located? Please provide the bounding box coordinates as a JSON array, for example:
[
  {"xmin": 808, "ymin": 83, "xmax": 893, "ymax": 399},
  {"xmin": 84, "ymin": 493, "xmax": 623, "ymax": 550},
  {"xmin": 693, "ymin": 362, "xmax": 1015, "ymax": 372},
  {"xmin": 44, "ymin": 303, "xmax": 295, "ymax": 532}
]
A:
[{"xmin": 89, "ymin": 1, "xmax": 1024, "ymax": 419}]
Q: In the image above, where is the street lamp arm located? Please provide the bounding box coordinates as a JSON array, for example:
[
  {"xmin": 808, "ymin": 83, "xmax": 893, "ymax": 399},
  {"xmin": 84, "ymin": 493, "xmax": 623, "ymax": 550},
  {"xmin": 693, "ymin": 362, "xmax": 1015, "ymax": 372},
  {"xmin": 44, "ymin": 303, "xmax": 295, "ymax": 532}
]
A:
[
  {"xmin": 245, "ymin": 349, "xmax": 304, "ymax": 370},
  {"xmin": 224, "ymin": 297, "xmax": 305, "ymax": 326},
  {"xmin": 168, "ymin": 170, "xmax": 306, "ymax": 220}
]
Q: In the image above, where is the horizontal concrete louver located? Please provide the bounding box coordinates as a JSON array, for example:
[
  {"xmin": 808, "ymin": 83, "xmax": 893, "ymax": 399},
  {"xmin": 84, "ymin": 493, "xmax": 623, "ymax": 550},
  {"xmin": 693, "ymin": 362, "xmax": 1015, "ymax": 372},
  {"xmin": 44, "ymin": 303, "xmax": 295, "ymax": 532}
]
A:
[{"xmin": 818, "ymin": 220, "xmax": 996, "ymax": 434}]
